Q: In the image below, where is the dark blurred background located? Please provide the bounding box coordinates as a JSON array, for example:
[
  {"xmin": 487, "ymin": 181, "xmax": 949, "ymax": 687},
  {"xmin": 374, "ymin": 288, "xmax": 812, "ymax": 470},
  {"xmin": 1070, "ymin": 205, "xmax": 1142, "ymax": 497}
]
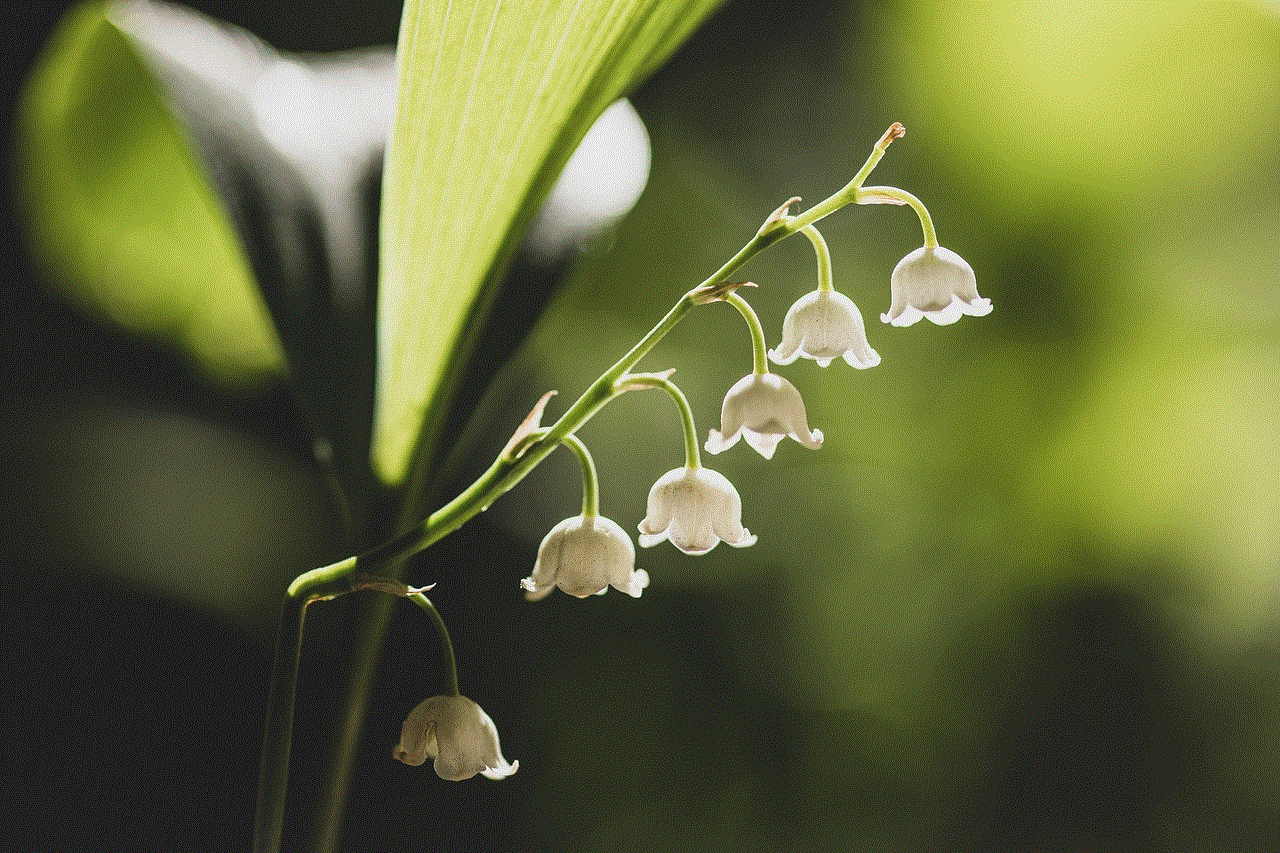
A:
[{"xmin": 4, "ymin": 1, "xmax": 1278, "ymax": 851}]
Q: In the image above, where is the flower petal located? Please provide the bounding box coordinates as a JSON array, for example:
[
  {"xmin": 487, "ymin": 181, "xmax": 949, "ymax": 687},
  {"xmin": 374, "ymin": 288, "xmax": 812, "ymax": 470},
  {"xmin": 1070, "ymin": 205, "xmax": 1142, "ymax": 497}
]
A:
[
  {"xmin": 667, "ymin": 510, "xmax": 720, "ymax": 554},
  {"xmin": 886, "ymin": 246, "xmax": 989, "ymax": 326},
  {"xmin": 521, "ymin": 578, "xmax": 555, "ymax": 602},
  {"xmin": 480, "ymin": 758, "xmax": 519, "ymax": 781},
  {"xmin": 530, "ymin": 515, "xmax": 635, "ymax": 599},
  {"xmin": 881, "ymin": 305, "xmax": 911, "ymax": 325},
  {"xmin": 705, "ymin": 427, "xmax": 740, "ymax": 455},
  {"xmin": 711, "ymin": 510, "xmax": 750, "ymax": 548},
  {"xmin": 742, "ymin": 428, "xmax": 782, "ymax": 460},
  {"xmin": 773, "ymin": 289, "xmax": 879, "ymax": 368},
  {"xmin": 637, "ymin": 529, "xmax": 669, "ymax": 548},
  {"xmin": 768, "ymin": 343, "xmax": 801, "ymax": 365},
  {"xmin": 842, "ymin": 346, "xmax": 881, "ymax": 368},
  {"xmin": 638, "ymin": 466, "xmax": 751, "ymax": 554},
  {"xmin": 791, "ymin": 426, "xmax": 823, "ymax": 450},
  {"xmin": 396, "ymin": 695, "xmax": 515, "ymax": 782},
  {"xmin": 619, "ymin": 567, "xmax": 650, "ymax": 598},
  {"xmin": 711, "ymin": 372, "xmax": 822, "ymax": 456}
]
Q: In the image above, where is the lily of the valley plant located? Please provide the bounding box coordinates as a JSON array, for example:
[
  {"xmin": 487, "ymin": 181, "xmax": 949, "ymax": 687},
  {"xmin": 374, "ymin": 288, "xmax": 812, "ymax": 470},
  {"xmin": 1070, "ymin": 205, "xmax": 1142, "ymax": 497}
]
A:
[
  {"xmin": 266, "ymin": 119, "xmax": 991, "ymax": 809},
  {"xmin": 241, "ymin": 98, "xmax": 993, "ymax": 853}
]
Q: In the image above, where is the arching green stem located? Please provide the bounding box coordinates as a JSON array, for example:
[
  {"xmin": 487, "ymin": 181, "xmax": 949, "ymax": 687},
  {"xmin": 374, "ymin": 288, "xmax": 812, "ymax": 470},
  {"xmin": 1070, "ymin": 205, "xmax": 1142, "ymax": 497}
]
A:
[
  {"xmin": 724, "ymin": 292, "xmax": 769, "ymax": 376},
  {"xmin": 800, "ymin": 225, "xmax": 834, "ymax": 293},
  {"xmin": 856, "ymin": 185, "xmax": 938, "ymax": 249},
  {"xmin": 558, "ymin": 433, "xmax": 599, "ymax": 518},
  {"xmin": 285, "ymin": 123, "xmax": 917, "ymax": 600},
  {"xmin": 287, "ymin": 556, "xmax": 357, "ymax": 598},
  {"xmin": 782, "ymin": 122, "xmax": 903, "ymax": 232},
  {"xmin": 619, "ymin": 373, "xmax": 700, "ymax": 469},
  {"xmin": 281, "ymin": 122, "xmax": 919, "ymax": 595},
  {"xmin": 406, "ymin": 591, "xmax": 459, "ymax": 696}
]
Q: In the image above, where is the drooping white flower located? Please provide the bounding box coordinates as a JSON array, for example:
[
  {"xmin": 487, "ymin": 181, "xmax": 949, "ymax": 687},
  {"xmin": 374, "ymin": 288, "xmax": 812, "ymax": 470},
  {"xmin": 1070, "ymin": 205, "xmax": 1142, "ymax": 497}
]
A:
[
  {"xmin": 638, "ymin": 466, "xmax": 756, "ymax": 554},
  {"xmin": 705, "ymin": 372, "xmax": 823, "ymax": 460},
  {"xmin": 882, "ymin": 246, "xmax": 991, "ymax": 326},
  {"xmin": 769, "ymin": 289, "xmax": 881, "ymax": 368},
  {"xmin": 521, "ymin": 515, "xmax": 648, "ymax": 601},
  {"xmin": 394, "ymin": 694, "xmax": 518, "ymax": 781}
]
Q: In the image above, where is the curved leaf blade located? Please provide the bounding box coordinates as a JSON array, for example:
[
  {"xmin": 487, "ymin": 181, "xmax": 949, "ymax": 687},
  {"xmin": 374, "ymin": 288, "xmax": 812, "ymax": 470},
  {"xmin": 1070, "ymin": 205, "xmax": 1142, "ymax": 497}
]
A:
[
  {"xmin": 373, "ymin": 0, "xmax": 722, "ymax": 485},
  {"xmin": 16, "ymin": 1, "xmax": 283, "ymax": 384}
]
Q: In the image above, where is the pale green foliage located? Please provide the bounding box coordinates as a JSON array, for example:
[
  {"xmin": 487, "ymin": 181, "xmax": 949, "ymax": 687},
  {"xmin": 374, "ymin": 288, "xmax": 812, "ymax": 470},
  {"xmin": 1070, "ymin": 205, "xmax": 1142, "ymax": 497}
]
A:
[
  {"xmin": 17, "ymin": 2, "xmax": 283, "ymax": 384},
  {"xmin": 373, "ymin": 0, "xmax": 723, "ymax": 485}
]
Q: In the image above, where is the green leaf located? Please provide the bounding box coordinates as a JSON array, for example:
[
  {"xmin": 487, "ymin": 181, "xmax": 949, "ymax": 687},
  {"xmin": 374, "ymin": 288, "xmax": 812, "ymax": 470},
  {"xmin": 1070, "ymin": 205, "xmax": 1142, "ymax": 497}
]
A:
[
  {"xmin": 105, "ymin": 0, "xmax": 398, "ymax": 511},
  {"xmin": 16, "ymin": 1, "xmax": 283, "ymax": 384},
  {"xmin": 372, "ymin": 0, "xmax": 723, "ymax": 485}
]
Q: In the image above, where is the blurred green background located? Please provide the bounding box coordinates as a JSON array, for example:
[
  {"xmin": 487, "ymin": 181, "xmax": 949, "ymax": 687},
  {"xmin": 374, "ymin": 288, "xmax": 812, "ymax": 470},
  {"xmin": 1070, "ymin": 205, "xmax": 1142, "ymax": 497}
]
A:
[{"xmin": 3, "ymin": 1, "xmax": 1277, "ymax": 850}]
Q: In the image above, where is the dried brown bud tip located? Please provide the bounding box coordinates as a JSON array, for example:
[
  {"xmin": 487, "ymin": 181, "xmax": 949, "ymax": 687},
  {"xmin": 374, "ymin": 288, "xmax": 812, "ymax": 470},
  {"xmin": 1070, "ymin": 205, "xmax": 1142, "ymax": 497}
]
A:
[
  {"xmin": 876, "ymin": 122, "xmax": 905, "ymax": 150},
  {"xmin": 690, "ymin": 280, "xmax": 758, "ymax": 306}
]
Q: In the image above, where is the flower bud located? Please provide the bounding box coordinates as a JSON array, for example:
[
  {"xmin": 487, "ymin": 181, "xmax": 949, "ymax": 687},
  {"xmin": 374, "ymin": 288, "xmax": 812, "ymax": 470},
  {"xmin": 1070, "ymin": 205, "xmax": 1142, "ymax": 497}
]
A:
[
  {"xmin": 705, "ymin": 372, "xmax": 823, "ymax": 460},
  {"xmin": 638, "ymin": 466, "xmax": 756, "ymax": 554},
  {"xmin": 394, "ymin": 694, "xmax": 517, "ymax": 781},
  {"xmin": 769, "ymin": 289, "xmax": 880, "ymax": 369},
  {"xmin": 522, "ymin": 515, "xmax": 648, "ymax": 600},
  {"xmin": 882, "ymin": 246, "xmax": 991, "ymax": 326}
]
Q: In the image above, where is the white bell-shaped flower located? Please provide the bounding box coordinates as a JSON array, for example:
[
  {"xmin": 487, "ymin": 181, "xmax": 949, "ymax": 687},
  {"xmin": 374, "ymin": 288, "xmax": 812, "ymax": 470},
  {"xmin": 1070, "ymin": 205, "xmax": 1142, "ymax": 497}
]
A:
[
  {"xmin": 882, "ymin": 246, "xmax": 991, "ymax": 326},
  {"xmin": 521, "ymin": 515, "xmax": 648, "ymax": 601},
  {"xmin": 705, "ymin": 372, "xmax": 823, "ymax": 460},
  {"xmin": 394, "ymin": 694, "xmax": 518, "ymax": 781},
  {"xmin": 638, "ymin": 466, "xmax": 756, "ymax": 554},
  {"xmin": 769, "ymin": 289, "xmax": 881, "ymax": 368}
]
